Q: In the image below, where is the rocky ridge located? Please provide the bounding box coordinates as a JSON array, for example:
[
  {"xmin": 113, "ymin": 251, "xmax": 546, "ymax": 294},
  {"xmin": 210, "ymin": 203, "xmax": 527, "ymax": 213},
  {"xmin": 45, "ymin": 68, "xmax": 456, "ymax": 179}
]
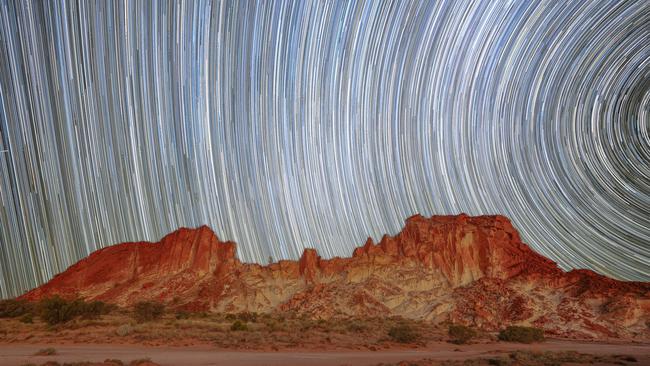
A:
[{"xmin": 19, "ymin": 214, "xmax": 650, "ymax": 339}]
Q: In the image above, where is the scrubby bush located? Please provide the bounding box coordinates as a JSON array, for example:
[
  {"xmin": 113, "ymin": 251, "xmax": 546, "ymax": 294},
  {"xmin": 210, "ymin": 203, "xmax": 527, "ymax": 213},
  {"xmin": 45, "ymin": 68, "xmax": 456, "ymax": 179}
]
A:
[
  {"xmin": 20, "ymin": 313, "xmax": 34, "ymax": 324},
  {"xmin": 38, "ymin": 296, "xmax": 111, "ymax": 325},
  {"xmin": 133, "ymin": 301, "xmax": 164, "ymax": 323},
  {"xmin": 116, "ymin": 324, "xmax": 134, "ymax": 336},
  {"xmin": 387, "ymin": 324, "xmax": 419, "ymax": 343},
  {"xmin": 230, "ymin": 320, "xmax": 248, "ymax": 331},
  {"xmin": 238, "ymin": 312, "xmax": 258, "ymax": 323},
  {"xmin": 0, "ymin": 299, "xmax": 34, "ymax": 318},
  {"xmin": 264, "ymin": 318, "xmax": 284, "ymax": 332},
  {"xmin": 81, "ymin": 300, "xmax": 111, "ymax": 319},
  {"xmin": 129, "ymin": 358, "xmax": 152, "ymax": 366},
  {"xmin": 175, "ymin": 311, "xmax": 190, "ymax": 320},
  {"xmin": 34, "ymin": 347, "xmax": 57, "ymax": 356},
  {"xmin": 39, "ymin": 296, "xmax": 80, "ymax": 325},
  {"xmin": 448, "ymin": 324, "xmax": 477, "ymax": 344},
  {"xmin": 346, "ymin": 320, "xmax": 368, "ymax": 333},
  {"xmin": 498, "ymin": 325, "xmax": 544, "ymax": 343},
  {"xmin": 104, "ymin": 359, "xmax": 125, "ymax": 366}
]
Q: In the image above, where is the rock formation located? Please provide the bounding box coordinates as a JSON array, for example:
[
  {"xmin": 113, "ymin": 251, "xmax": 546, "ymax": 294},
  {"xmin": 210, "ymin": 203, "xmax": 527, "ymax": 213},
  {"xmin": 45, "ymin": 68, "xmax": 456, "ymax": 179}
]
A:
[{"xmin": 19, "ymin": 214, "xmax": 650, "ymax": 339}]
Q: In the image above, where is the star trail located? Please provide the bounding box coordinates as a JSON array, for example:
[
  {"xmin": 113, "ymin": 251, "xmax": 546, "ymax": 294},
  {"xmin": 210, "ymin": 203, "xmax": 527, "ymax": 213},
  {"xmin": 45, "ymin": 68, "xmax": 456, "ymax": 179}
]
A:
[{"xmin": 1, "ymin": 0, "xmax": 649, "ymax": 298}]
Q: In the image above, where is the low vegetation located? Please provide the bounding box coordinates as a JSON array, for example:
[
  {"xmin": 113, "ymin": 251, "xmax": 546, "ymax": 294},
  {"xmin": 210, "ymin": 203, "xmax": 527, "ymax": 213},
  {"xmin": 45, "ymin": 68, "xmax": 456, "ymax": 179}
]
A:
[
  {"xmin": 20, "ymin": 313, "xmax": 34, "ymax": 324},
  {"xmin": 447, "ymin": 324, "xmax": 476, "ymax": 344},
  {"xmin": 133, "ymin": 301, "xmax": 164, "ymax": 323},
  {"xmin": 34, "ymin": 347, "xmax": 57, "ymax": 356},
  {"xmin": 20, "ymin": 358, "xmax": 160, "ymax": 366},
  {"xmin": 498, "ymin": 325, "xmax": 544, "ymax": 343},
  {"xmin": 175, "ymin": 311, "xmax": 190, "ymax": 320},
  {"xmin": 230, "ymin": 320, "xmax": 248, "ymax": 331},
  {"xmin": 115, "ymin": 324, "xmax": 134, "ymax": 337},
  {"xmin": 0, "ymin": 299, "xmax": 34, "ymax": 318},
  {"xmin": 39, "ymin": 296, "xmax": 112, "ymax": 325},
  {"xmin": 387, "ymin": 323, "xmax": 419, "ymax": 343},
  {"xmin": 372, "ymin": 351, "xmax": 639, "ymax": 366},
  {"xmin": 1, "ymin": 308, "xmax": 450, "ymax": 350}
]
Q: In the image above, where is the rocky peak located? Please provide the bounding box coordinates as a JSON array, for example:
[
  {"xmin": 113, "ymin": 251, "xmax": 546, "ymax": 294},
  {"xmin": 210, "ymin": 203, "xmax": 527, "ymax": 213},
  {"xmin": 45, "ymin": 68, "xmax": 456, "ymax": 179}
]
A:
[{"xmin": 299, "ymin": 248, "xmax": 320, "ymax": 281}]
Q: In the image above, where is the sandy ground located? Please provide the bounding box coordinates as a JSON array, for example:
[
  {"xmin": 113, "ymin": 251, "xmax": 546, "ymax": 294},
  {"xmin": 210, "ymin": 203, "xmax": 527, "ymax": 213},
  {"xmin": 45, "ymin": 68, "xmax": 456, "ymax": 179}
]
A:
[{"xmin": 1, "ymin": 339, "xmax": 649, "ymax": 366}]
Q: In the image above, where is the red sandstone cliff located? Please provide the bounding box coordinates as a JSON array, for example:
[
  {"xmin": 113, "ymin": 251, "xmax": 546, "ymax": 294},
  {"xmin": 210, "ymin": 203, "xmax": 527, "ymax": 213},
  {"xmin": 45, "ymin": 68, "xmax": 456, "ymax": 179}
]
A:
[{"xmin": 19, "ymin": 214, "xmax": 650, "ymax": 340}]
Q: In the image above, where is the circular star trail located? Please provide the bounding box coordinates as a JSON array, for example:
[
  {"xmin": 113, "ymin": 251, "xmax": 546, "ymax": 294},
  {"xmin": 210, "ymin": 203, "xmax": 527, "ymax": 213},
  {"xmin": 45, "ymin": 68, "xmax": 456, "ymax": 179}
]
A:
[{"xmin": 0, "ymin": 0, "xmax": 648, "ymax": 298}]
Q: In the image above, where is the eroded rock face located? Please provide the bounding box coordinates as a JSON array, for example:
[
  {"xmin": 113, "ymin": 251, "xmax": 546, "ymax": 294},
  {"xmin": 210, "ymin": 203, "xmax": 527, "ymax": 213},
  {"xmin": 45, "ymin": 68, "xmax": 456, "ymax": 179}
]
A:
[{"xmin": 19, "ymin": 214, "xmax": 650, "ymax": 339}]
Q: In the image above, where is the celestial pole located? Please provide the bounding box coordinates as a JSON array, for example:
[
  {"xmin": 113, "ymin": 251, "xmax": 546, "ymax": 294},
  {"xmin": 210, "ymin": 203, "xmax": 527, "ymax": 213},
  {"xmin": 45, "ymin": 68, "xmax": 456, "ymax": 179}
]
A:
[{"xmin": 0, "ymin": 0, "xmax": 648, "ymax": 298}]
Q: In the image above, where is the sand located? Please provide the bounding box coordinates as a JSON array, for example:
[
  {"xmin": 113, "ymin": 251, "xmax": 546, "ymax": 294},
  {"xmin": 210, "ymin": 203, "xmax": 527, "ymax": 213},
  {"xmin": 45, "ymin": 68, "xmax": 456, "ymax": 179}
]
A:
[{"xmin": 1, "ymin": 339, "xmax": 649, "ymax": 366}]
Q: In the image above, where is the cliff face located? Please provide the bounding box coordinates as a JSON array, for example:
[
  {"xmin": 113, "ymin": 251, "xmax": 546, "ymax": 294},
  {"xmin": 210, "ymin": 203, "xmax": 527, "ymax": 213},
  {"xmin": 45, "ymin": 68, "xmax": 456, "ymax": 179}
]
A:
[{"xmin": 19, "ymin": 214, "xmax": 650, "ymax": 340}]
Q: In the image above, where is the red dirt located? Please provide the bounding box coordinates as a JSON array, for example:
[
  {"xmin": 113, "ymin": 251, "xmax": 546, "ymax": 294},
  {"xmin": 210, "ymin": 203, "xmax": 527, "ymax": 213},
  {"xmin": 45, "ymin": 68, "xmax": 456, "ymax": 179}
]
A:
[{"xmin": 1, "ymin": 339, "xmax": 649, "ymax": 366}]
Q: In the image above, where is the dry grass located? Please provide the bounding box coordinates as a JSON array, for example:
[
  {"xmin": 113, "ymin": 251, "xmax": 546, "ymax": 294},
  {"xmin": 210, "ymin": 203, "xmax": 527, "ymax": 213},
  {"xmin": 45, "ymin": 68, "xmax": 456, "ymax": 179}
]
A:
[
  {"xmin": 19, "ymin": 358, "xmax": 159, "ymax": 366},
  {"xmin": 0, "ymin": 310, "xmax": 454, "ymax": 350},
  {"xmin": 372, "ymin": 350, "xmax": 639, "ymax": 365}
]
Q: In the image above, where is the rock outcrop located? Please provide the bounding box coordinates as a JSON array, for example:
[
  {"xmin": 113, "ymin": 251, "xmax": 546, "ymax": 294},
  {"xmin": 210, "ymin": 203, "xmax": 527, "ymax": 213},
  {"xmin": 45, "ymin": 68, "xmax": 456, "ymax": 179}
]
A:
[{"xmin": 19, "ymin": 214, "xmax": 650, "ymax": 340}]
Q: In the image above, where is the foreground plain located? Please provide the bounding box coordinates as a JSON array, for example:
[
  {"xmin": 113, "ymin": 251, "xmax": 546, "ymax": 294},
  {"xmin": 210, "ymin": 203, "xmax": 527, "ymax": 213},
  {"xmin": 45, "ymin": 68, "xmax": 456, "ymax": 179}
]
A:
[{"xmin": 1, "ymin": 339, "xmax": 649, "ymax": 366}]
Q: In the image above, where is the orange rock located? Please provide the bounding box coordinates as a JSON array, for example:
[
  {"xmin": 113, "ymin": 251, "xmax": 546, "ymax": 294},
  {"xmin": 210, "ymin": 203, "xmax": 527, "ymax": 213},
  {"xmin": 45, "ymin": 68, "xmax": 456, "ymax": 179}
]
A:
[{"xmin": 18, "ymin": 214, "xmax": 650, "ymax": 340}]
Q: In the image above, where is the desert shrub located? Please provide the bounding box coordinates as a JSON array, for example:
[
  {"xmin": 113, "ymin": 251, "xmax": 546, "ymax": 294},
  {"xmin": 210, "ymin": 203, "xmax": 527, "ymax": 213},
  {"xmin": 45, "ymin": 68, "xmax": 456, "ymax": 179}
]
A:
[
  {"xmin": 264, "ymin": 318, "xmax": 284, "ymax": 332},
  {"xmin": 116, "ymin": 324, "xmax": 134, "ymax": 336},
  {"xmin": 488, "ymin": 357, "xmax": 511, "ymax": 366},
  {"xmin": 236, "ymin": 311, "xmax": 258, "ymax": 323},
  {"xmin": 298, "ymin": 319, "xmax": 315, "ymax": 332},
  {"xmin": 34, "ymin": 347, "xmax": 57, "ymax": 356},
  {"xmin": 175, "ymin": 311, "xmax": 190, "ymax": 320},
  {"xmin": 498, "ymin": 325, "xmax": 544, "ymax": 343},
  {"xmin": 618, "ymin": 355, "xmax": 637, "ymax": 362},
  {"xmin": 80, "ymin": 300, "xmax": 111, "ymax": 319},
  {"xmin": 230, "ymin": 320, "xmax": 248, "ymax": 331},
  {"xmin": 39, "ymin": 296, "xmax": 78, "ymax": 325},
  {"xmin": 387, "ymin": 324, "xmax": 419, "ymax": 343},
  {"xmin": 0, "ymin": 299, "xmax": 34, "ymax": 318},
  {"xmin": 20, "ymin": 313, "xmax": 34, "ymax": 324},
  {"xmin": 129, "ymin": 358, "xmax": 152, "ymax": 366},
  {"xmin": 346, "ymin": 321, "xmax": 368, "ymax": 333},
  {"xmin": 104, "ymin": 360, "xmax": 125, "ymax": 366},
  {"xmin": 448, "ymin": 324, "xmax": 476, "ymax": 344},
  {"xmin": 37, "ymin": 297, "xmax": 111, "ymax": 325},
  {"xmin": 133, "ymin": 301, "xmax": 164, "ymax": 323}
]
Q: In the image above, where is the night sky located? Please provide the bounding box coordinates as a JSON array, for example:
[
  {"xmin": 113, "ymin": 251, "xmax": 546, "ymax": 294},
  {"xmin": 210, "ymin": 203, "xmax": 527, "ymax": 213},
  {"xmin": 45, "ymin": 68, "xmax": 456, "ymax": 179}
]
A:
[{"xmin": 1, "ymin": 0, "xmax": 648, "ymax": 298}]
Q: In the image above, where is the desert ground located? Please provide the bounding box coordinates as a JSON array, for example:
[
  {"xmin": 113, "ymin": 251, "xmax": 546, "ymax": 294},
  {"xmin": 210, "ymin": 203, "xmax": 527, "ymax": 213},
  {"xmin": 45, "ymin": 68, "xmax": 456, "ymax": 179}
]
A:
[
  {"xmin": 1, "ymin": 308, "xmax": 649, "ymax": 366},
  {"xmin": 1, "ymin": 340, "xmax": 649, "ymax": 366}
]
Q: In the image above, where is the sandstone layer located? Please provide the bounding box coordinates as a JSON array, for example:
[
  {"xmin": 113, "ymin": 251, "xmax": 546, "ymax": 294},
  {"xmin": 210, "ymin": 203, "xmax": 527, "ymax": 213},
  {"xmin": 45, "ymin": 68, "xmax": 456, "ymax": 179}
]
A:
[{"xmin": 19, "ymin": 214, "xmax": 650, "ymax": 339}]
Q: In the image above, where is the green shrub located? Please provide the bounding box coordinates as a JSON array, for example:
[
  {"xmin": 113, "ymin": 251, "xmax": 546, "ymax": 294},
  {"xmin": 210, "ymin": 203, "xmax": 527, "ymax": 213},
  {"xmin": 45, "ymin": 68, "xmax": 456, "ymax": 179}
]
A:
[
  {"xmin": 387, "ymin": 324, "xmax": 419, "ymax": 343},
  {"xmin": 39, "ymin": 296, "xmax": 78, "ymax": 325},
  {"xmin": 0, "ymin": 299, "xmax": 34, "ymax": 318},
  {"xmin": 498, "ymin": 326, "xmax": 544, "ymax": 343},
  {"xmin": 448, "ymin": 324, "xmax": 476, "ymax": 344},
  {"xmin": 133, "ymin": 301, "xmax": 164, "ymax": 323},
  {"xmin": 38, "ymin": 296, "xmax": 111, "ymax": 325},
  {"xmin": 230, "ymin": 320, "xmax": 248, "ymax": 331}
]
